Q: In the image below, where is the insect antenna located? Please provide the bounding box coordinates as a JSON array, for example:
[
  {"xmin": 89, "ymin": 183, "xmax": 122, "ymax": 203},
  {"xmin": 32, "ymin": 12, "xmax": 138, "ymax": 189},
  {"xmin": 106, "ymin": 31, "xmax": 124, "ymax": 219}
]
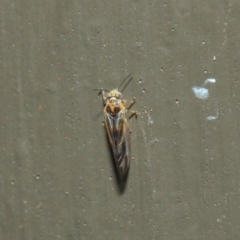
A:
[
  {"xmin": 93, "ymin": 88, "xmax": 109, "ymax": 96},
  {"xmin": 118, "ymin": 73, "xmax": 133, "ymax": 93}
]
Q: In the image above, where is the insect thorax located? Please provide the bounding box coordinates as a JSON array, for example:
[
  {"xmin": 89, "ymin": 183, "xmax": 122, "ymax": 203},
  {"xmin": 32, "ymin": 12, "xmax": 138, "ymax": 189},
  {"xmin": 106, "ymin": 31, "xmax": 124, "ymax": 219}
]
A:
[{"xmin": 105, "ymin": 97, "xmax": 123, "ymax": 116}]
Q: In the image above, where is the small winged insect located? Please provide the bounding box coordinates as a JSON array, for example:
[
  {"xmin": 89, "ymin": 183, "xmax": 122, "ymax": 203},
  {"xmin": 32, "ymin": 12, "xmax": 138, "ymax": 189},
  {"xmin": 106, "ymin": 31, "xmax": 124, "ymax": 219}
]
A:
[{"xmin": 96, "ymin": 73, "xmax": 136, "ymax": 182}]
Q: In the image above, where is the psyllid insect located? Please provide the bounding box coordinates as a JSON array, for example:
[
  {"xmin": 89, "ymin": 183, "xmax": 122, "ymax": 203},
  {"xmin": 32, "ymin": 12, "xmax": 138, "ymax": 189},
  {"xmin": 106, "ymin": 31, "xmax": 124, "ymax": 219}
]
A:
[{"xmin": 96, "ymin": 73, "xmax": 137, "ymax": 182}]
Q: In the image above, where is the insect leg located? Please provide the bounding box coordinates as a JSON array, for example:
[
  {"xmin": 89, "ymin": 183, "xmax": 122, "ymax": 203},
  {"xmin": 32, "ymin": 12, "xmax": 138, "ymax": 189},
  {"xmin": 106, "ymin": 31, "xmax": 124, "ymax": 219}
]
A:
[
  {"xmin": 127, "ymin": 97, "xmax": 136, "ymax": 110},
  {"xmin": 128, "ymin": 111, "xmax": 137, "ymax": 119},
  {"xmin": 96, "ymin": 88, "xmax": 107, "ymax": 103},
  {"xmin": 126, "ymin": 110, "xmax": 137, "ymax": 133}
]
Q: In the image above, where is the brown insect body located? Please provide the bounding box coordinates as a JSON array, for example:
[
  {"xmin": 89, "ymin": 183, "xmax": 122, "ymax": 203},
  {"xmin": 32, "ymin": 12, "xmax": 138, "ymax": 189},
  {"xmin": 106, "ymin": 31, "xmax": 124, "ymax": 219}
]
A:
[
  {"xmin": 97, "ymin": 74, "xmax": 136, "ymax": 181},
  {"xmin": 104, "ymin": 90, "xmax": 130, "ymax": 180}
]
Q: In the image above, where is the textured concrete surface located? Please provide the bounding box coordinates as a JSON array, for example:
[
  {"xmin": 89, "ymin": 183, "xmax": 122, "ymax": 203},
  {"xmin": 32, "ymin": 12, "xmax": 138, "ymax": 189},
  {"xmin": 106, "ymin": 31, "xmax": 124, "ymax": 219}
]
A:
[{"xmin": 1, "ymin": 1, "xmax": 240, "ymax": 239}]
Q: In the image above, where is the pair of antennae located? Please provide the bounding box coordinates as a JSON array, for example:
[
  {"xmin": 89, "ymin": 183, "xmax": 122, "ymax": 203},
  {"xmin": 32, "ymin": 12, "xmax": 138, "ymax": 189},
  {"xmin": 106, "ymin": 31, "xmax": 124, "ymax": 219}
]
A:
[
  {"xmin": 118, "ymin": 73, "xmax": 132, "ymax": 92},
  {"xmin": 94, "ymin": 73, "xmax": 133, "ymax": 93}
]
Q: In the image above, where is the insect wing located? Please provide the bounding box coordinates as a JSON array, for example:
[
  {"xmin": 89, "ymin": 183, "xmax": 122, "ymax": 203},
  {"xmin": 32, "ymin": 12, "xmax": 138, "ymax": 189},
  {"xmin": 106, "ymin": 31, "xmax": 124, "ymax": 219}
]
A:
[{"xmin": 104, "ymin": 111, "xmax": 130, "ymax": 180}]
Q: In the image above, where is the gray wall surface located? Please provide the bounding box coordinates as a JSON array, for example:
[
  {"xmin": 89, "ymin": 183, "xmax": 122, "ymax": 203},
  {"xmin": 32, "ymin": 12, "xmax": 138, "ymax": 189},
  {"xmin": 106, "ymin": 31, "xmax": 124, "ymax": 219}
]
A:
[{"xmin": 1, "ymin": 1, "xmax": 240, "ymax": 239}]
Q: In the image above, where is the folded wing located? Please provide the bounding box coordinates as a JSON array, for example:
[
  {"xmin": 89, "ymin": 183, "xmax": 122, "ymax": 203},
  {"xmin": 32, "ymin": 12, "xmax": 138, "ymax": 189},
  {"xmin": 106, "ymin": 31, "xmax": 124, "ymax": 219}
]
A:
[{"xmin": 104, "ymin": 111, "xmax": 130, "ymax": 180}]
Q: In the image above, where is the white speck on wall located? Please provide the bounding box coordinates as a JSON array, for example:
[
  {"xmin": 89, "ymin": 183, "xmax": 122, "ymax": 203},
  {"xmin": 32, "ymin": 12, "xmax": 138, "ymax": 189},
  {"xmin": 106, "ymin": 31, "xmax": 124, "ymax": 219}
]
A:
[
  {"xmin": 147, "ymin": 113, "xmax": 154, "ymax": 125},
  {"xmin": 207, "ymin": 108, "xmax": 218, "ymax": 120},
  {"xmin": 192, "ymin": 78, "xmax": 216, "ymax": 99},
  {"xmin": 192, "ymin": 86, "xmax": 209, "ymax": 99},
  {"xmin": 203, "ymin": 78, "xmax": 216, "ymax": 86},
  {"xmin": 207, "ymin": 116, "xmax": 217, "ymax": 120}
]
